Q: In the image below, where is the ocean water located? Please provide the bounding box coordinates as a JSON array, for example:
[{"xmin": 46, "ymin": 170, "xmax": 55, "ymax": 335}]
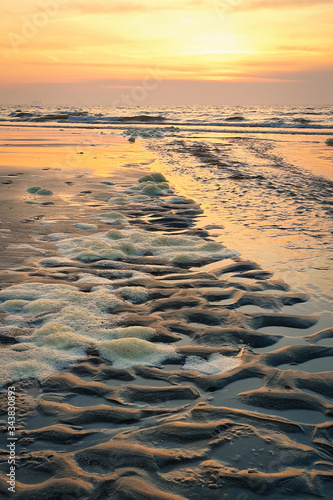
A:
[
  {"xmin": 0, "ymin": 103, "xmax": 332, "ymax": 318},
  {"xmin": 1, "ymin": 104, "xmax": 333, "ymax": 133}
]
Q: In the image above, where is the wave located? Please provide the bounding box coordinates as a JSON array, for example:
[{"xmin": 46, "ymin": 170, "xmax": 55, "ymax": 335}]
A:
[
  {"xmin": 1, "ymin": 105, "xmax": 332, "ymax": 132},
  {"xmin": 9, "ymin": 110, "xmax": 89, "ymax": 122},
  {"xmin": 117, "ymin": 114, "xmax": 166, "ymax": 123},
  {"xmin": 225, "ymin": 115, "xmax": 246, "ymax": 122},
  {"xmin": 5, "ymin": 110, "xmax": 167, "ymax": 125},
  {"xmin": 293, "ymin": 117, "xmax": 313, "ymax": 124}
]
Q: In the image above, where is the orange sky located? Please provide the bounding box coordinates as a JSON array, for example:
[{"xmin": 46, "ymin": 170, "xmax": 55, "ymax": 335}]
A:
[{"xmin": 0, "ymin": 0, "xmax": 332, "ymax": 104}]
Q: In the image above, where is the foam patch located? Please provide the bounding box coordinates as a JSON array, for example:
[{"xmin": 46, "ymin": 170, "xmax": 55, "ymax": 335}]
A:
[
  {"xmin": 182, "ymin": 353, "xmax": 241, "ymax": 375},
  {"xmin": 0, "ymin": 300, "xmax": 29, "ymax": 313},
  {"xmin": 116, "ymin": 286, "xmax": 149, "ymax": 304},
  {"xmin": 39, "ymin": 221, "xmax": 56, "ymax": 225},
  {"xmin": 125, "ymin": 181, "xmax": 173, "ymax": 197},
  {"xmin": 50, "ymin": 228, "xmax": 235, "ymax": 264},
  {"xmin": 108, "ymin": 195, "xmax": 152, "ymax": 204},
  {"xmin": 107, "ymin": 326, "xmax": 156, "ymax": 340},
  {"xmin": 169, "ymin": 196, "xmax": 190, "ymax": 204},
  {"xmin": 0, "ymin": 283, "xmax": 123, "ymax": 336},
  {"xmin": 123, "ymin": 128, "xmax": 180, "ymax": 140},
  {"xmin": 171, "ymin": 254, "xmax": 196, "ymax": 264},
  {"xmin": 32, "ymin": 324, "xmax": 91, "ymax": 352},
  {"xmin": 26, "ymin": 187, "xmax": 53, "ymax": 195},
  {"xmin": 23, "ymin": 299, "xmax": 64, "ymax": 315},
  {"xmin": 98, "ymin": 338, "xmax": 179, "ymax": 368},
  {"xmin": 105, "ymin": 229, "xmax": 125, "ymax": 240},
  {"xmin": 138, "ymin": 173, "xmax": 167, "ymax": 183},
  {"xmin": 95, "ymin": 211, "xmax": 129, "ymax": 225},
  {"xmin": 74, "ymin": 223, "xmax": 98, "ymax": 230},
  {"xmin": 76, "ymin": 273, "xmax": 112, "ymax": 284},
  {"xmin": 0, "ymin": 344, "xmax": 80, "ymax": 386},
  {"xmin": 51, "ymin": 236, "xmax": 129, "ymax": 262},
  {"xmin": 0, "ymin": 282, "xmax": 171, "ymax": 384}
]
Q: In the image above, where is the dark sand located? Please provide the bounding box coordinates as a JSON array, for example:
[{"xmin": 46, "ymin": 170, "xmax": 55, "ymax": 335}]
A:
[{"xmin": 0, "ymin": 130, "xmax": 333, "ymax": 499}]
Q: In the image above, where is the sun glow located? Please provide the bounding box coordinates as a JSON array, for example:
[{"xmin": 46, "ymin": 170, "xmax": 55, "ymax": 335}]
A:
[{"xmin": 0, "ymin": 0, "xmax": 332, "ymax": 103}]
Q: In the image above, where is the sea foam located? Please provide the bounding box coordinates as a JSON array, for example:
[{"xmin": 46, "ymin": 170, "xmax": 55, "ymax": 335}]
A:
[
  {"xmin": 0, "ymin": 344, "xmax": 81, "ymax": 386},
  {"xmin": 182, "ymin": 353, "xmax": 241, "ymax": 375},
  {"xmin": 74, "ymin": 223, "xmax": 98, "ymax": 230},
  {"xmin": 98, "ymin": 338, "xmax": 178, "ymax": 368},
  {"xmin": 50, "ymin": 228, "xmax": 234, "ymax": 264},
  {"xmin": 26, "ymin": 186, "xmax": 53, "ymax": 195},
  {"xmin": 0, "ymin": 282, "xmax": 173, "ymax": 385}
]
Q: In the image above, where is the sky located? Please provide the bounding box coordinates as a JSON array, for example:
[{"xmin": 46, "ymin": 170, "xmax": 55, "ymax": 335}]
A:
[{"xmin": 0, "ymin": 0, "xmax": 332, "ymax": 105}]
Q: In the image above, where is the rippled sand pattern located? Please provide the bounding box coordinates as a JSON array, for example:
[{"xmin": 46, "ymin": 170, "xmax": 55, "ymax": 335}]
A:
[{"xmin": 0, "ymin": 171, "xmax": 333, "ymax": 500}]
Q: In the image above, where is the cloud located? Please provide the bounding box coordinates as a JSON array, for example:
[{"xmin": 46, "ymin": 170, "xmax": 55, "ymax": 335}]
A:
[
  {"xmin": 228, "ymin": 0, "xmax": 333, "ymax": 12},
  {"xmin": 1, "ymin": 68, "xmax": 333, "ymax": 105},
  {"xmin": 1, "ymin": 0, "xmax": 195, "ymax": 23},
  {"xmin": 68, "ymin": 0, "xmax": 194, "ymax": 15}
]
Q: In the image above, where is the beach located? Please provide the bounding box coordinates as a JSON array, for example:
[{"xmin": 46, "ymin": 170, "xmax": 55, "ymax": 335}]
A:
[{"xmin": 0, "ymin": 118, "xmax": 333, "ymax": 499}]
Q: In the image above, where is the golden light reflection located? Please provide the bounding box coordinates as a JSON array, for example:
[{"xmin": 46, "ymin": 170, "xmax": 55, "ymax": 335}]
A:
[{"xmin": 0, "ymin": 0, "xmax": 332, "ymax": 101}]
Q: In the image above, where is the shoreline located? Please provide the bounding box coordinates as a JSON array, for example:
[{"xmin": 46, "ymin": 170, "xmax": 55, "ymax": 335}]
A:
[
  {"xmin": 0, "ymin": 132, "xmax": 333, "ymax": 499},
  {"xmin": 1, "ymin": 121, "xmax": 333, "ymax": 140}
]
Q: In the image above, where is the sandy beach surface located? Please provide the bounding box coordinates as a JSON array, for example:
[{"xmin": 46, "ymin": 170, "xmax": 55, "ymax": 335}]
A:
[{"xmin": 0, "ymin": 126, "xmax": 333, "ymax": 499}]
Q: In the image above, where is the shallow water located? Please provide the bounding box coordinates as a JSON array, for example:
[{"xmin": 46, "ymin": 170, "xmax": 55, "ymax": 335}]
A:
[{"xmin": 145, "ymin": 132, "xmax": 333, "ymax": 320}]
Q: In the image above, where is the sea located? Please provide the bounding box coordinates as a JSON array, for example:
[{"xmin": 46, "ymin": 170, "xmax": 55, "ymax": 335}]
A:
[{"xmin": 1, "ymin": 103, "xmax": 332, "ymax": 331}]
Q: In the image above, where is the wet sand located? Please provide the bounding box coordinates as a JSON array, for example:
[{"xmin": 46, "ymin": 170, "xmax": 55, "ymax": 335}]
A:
[{"xmin": 0, "ymin": 128, "xmax": 333, "ymax": 499}]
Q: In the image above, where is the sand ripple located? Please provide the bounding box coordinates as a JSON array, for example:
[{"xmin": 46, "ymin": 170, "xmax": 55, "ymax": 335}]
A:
[{"xmin": 0, "ymin": 173, "xmax": 332, "ymax": 499}]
